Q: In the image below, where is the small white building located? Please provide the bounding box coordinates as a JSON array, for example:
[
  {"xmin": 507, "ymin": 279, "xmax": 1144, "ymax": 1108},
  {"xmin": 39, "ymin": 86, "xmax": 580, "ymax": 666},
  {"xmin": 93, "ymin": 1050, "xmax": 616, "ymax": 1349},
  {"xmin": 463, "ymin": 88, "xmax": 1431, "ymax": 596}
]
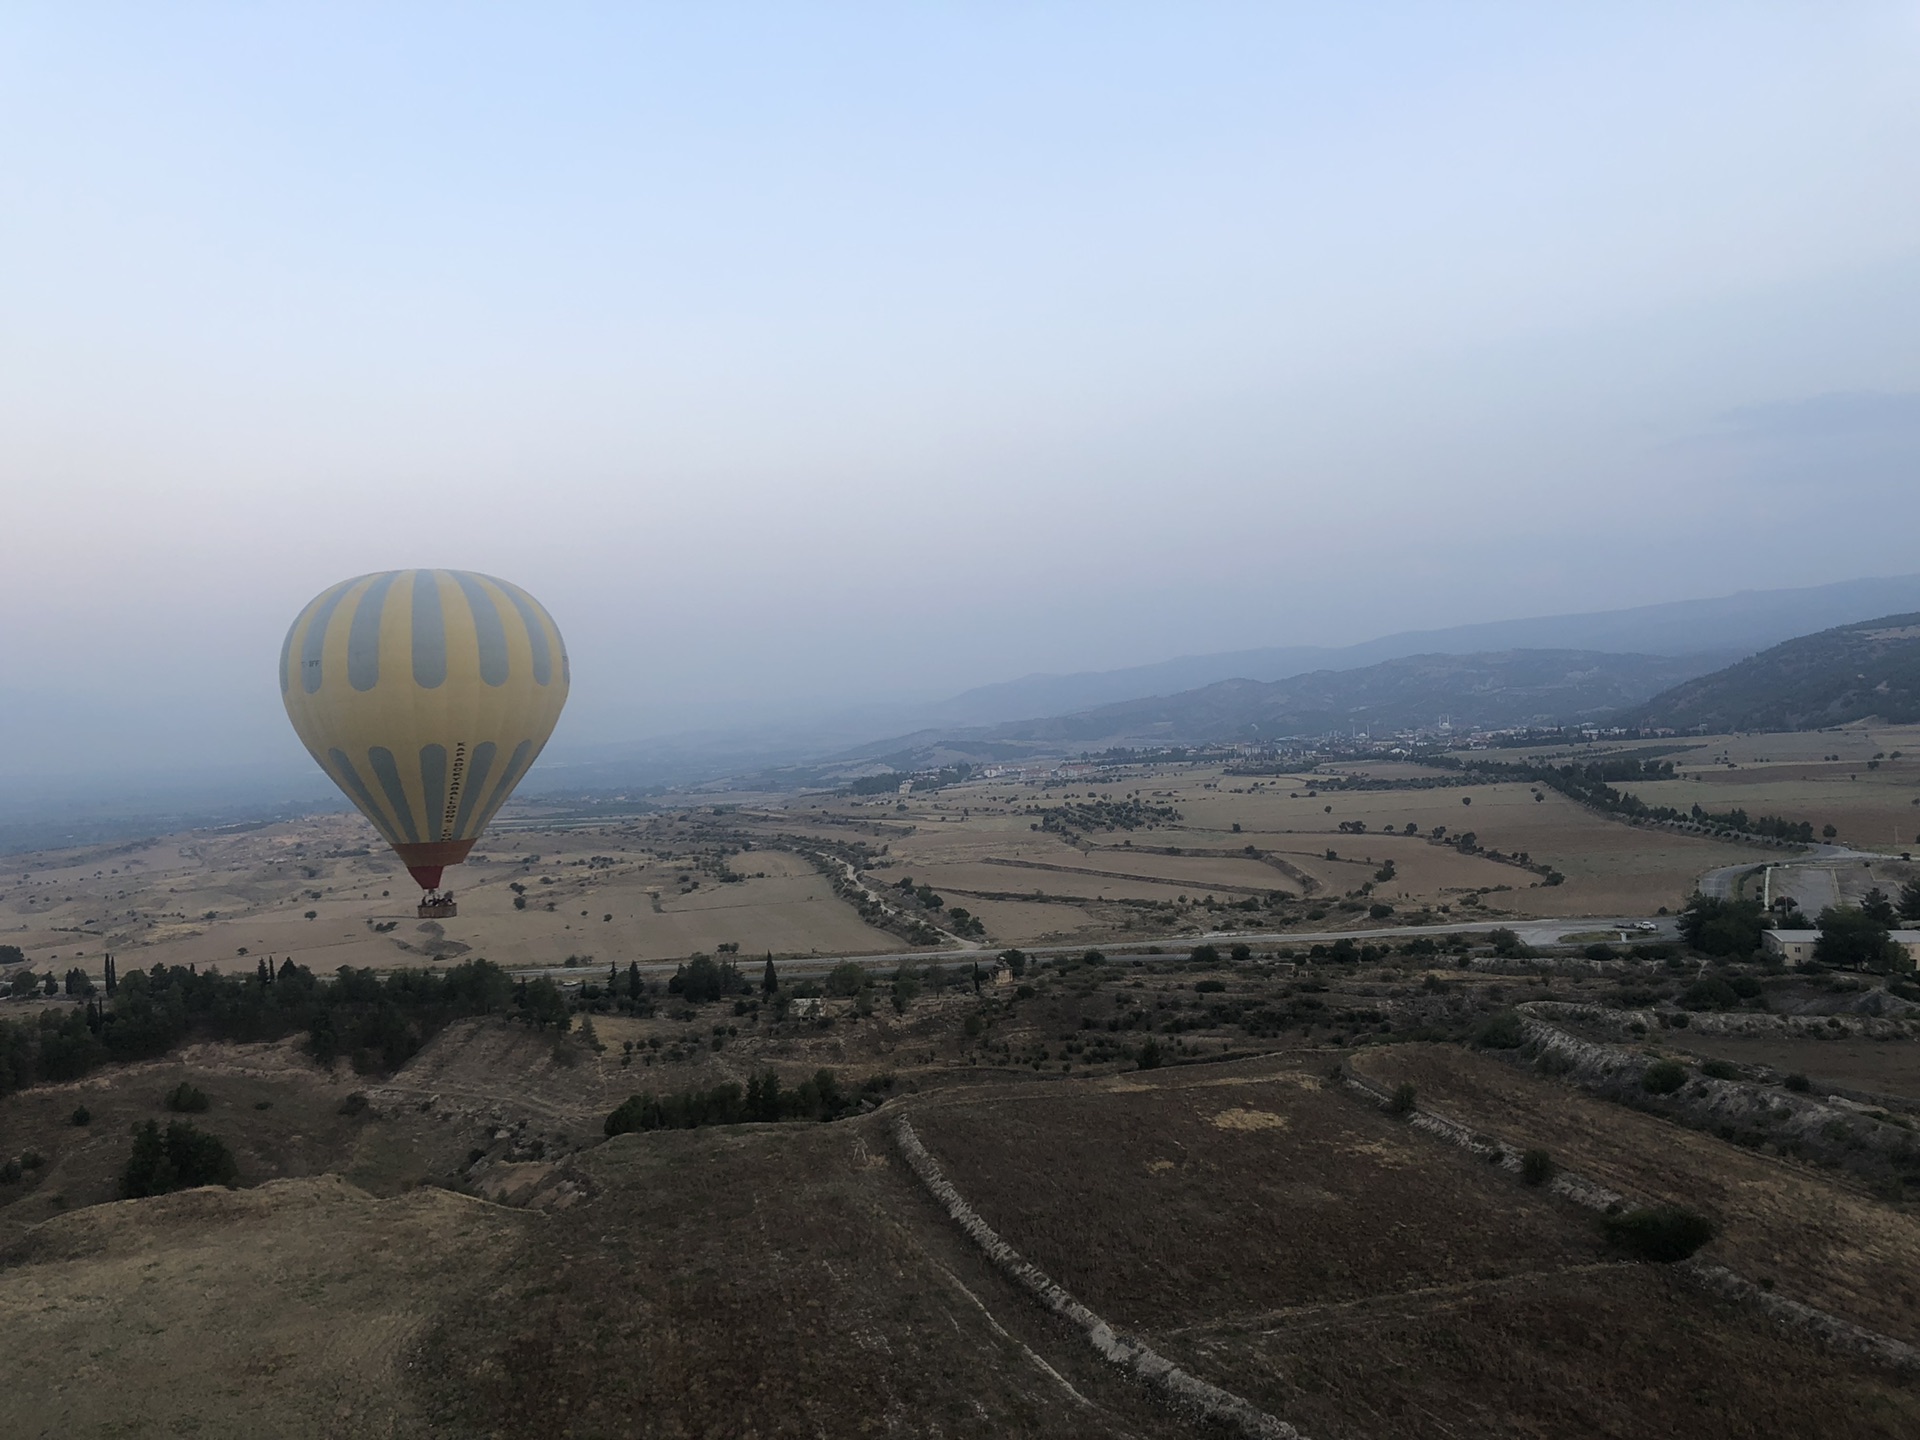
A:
[
  {"xmin": 1763, "ymin": 928, "xmax": 1920, "ymax": 965},
  {"xmin": 1761, "ymin": 929, "xmax": 1819, "ymax": 964}
]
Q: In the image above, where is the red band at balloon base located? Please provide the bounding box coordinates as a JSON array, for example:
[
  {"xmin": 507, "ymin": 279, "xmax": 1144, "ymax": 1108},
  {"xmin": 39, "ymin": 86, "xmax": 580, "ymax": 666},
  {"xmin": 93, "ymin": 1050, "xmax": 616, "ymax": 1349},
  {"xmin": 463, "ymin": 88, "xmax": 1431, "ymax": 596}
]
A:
[{"xmin": 394, "ymin": 839, "xmax": 477, "ymax": 892}]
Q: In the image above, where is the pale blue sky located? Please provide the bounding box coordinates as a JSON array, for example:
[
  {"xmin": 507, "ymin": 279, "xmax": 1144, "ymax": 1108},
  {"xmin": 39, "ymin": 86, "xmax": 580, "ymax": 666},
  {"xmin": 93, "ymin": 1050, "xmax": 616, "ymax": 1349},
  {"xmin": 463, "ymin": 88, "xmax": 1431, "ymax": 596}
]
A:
[{"xmin": 4, "ymin": 4, "xmax": 1920, "ymax": 784}]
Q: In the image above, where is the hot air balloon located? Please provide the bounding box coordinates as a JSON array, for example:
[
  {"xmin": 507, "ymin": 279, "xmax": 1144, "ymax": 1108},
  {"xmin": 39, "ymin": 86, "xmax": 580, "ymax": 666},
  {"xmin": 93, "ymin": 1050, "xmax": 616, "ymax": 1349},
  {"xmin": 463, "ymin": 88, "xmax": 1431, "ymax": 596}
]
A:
[{"xmin": 280, "ymin": 570, "xmax": 569, "ymax": 917}]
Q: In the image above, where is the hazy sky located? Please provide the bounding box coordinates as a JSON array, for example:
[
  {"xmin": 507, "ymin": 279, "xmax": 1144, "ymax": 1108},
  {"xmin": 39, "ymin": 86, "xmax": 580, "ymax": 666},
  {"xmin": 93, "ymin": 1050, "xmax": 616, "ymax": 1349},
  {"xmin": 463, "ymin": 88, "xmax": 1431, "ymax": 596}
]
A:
[{"xmin": 5, "ymin": 4, "xmax": 1920, "ymax": 788}]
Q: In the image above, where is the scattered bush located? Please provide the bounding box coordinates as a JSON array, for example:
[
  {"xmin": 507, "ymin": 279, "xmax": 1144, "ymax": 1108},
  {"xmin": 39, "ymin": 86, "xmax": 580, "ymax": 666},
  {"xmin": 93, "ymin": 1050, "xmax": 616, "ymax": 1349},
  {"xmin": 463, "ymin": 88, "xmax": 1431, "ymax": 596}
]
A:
[
  {"xmin": 1136, "ymin": 1038, "xmax": 1164, "ymax": 1070},
  {"xmin": 21, "ymin": 1148, "xmax": 43, "ymax": 1170},
  {"xmin": 1699, "ymin": 1059, "xmax": 1739, "ymax": 1081},
  {"xmin": 164, "ymin": 1082, "xmax": 210, "ymax": 1113},
  {"xmin": 1783, "ymin": 1072, "xmax": 1812, "ymax": 1093},
  {"xmin": 338, "ymin": 1092, "xmax": 371, "ymax": 1116},
  {"xmin": 1189, "ymin": 944, "xmax": 1220, "ymax": 967},
  {"xmin": 71, "ymin": 1106, "xmax": 91, "ymax": 1126},
  {"xmin": 1600, "ymin": 1205, "xmax": 1717, "ymax": 1263},
  {"xmin": 1520, "ymin": 1148, "xmax": 1556, "ymax": 1186},
  {"xmin": 1194, "ymin": 978, "xmax": 1226, "ymax": 994},
  {"xmin": 1387, "ymin": 1082, "xmax": 1417, "ymax": 1115},
  {"xmin": 1641, "ymin": 1059, "xmax": 1687, "ymax": 1095}
]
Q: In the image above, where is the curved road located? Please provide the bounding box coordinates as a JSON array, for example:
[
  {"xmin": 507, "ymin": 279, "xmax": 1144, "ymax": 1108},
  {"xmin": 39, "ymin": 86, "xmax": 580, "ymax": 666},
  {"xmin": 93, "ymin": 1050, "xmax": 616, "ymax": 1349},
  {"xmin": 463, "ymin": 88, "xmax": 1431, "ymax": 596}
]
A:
[{"xmin": 1698, "ymin": 844, "xmax": 1890, "ymax": 905}]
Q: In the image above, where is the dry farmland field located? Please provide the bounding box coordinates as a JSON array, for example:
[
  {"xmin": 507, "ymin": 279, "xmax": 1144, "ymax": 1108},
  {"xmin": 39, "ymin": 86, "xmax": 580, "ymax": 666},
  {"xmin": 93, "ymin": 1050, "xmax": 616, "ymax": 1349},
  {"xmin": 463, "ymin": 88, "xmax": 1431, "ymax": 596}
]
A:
[
  {"xmin": 11, "ymin": 734, "xmax": 1909, "ymax": 987},
  {"xmin": 7, "ymin": 738, "xmax": 1920, "ymax": 1433}
]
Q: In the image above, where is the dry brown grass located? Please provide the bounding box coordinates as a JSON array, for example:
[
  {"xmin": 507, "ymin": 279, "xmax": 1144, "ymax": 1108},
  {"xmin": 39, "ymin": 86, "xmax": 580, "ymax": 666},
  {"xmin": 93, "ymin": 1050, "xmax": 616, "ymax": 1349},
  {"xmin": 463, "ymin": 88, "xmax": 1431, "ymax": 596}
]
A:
[
  {"xmin": 1351, "ymin": 1043, "xmax": 1920, "ymax": 1347},
  {"xmin": 1668, "ymin": 1031, "xmax": 1920, "ymax": 1102},
  {"xmin": 907, "ymin": 1056, "xmax": 1605, "ymax": 1331},
  {"xmin": 413, "ymin": 1116, "xmax": 1194, "ymax": 1440},
  {"xmin": 0, "ymin": 1176, "xmax": 528, "ymax": 1440}
]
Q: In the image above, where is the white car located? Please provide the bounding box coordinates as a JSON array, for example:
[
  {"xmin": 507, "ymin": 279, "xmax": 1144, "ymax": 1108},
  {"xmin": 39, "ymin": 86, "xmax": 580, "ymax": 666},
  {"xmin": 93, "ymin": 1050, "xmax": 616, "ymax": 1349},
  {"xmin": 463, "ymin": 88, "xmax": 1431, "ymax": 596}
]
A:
[{"xmin": 1634, "ymin": 921, "xmax": 1658, "ymax": 932}]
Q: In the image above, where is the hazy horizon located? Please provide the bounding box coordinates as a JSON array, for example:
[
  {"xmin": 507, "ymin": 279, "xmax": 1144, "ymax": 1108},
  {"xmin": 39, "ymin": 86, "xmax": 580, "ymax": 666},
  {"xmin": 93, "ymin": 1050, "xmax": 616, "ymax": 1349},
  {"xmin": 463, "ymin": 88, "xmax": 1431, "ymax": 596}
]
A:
[{"xmin": 6, "ymin": 6, "xmax": 1920, "ymax": 791}]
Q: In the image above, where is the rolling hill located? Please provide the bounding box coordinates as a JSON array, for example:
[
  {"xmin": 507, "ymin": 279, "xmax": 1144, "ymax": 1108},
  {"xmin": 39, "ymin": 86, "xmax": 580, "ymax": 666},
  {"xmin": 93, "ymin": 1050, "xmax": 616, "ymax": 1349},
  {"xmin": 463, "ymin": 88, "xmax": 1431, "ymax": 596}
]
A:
[
  {"xmin": 849, "ymin": 648, "xmax": 1726, "ymax": 767},
  {"xmin": 1623, "ymin": 613, "xmax": 1920, "ymax": 733}
]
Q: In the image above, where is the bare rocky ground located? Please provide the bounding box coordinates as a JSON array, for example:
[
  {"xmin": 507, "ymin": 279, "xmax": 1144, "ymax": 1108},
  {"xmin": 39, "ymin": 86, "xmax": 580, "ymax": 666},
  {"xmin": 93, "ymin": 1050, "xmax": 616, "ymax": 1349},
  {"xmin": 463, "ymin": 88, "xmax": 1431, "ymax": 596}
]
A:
[{"xmin": 3, "ymin": 950, "xmax": 1919, "ymax": 1437}]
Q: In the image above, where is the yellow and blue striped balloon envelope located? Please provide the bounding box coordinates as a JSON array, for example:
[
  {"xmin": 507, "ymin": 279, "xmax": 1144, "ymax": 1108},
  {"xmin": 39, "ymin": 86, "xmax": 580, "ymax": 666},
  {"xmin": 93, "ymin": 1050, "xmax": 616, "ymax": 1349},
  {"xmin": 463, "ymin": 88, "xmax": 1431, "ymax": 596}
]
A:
[{"xmin": 280, "ymin": 570, "xmax": 569, "ymax": 890}]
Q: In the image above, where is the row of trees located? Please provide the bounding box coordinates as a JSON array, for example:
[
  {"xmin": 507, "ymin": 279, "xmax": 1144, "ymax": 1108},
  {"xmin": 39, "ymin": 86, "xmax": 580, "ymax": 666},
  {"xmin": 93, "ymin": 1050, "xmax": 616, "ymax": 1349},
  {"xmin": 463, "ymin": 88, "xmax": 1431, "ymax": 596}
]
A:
[
  {"xmin": 0, "ymin": 956, "xmax": 548, "ymax": 1099},
  {"xmin": 603, "ymin": 1068, "xmax": 888, "ymax": 1135},
  {"xmin": 1680, "ymin": 892, "xmax": 1916, "ymax": 973}
]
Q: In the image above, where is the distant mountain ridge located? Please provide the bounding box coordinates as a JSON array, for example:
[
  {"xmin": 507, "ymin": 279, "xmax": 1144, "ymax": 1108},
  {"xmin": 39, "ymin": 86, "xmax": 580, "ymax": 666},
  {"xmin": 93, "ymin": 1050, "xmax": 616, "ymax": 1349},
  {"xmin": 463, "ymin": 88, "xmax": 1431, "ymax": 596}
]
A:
[
  {"xmin": 845, "ymin": 648, "xmax": 1728, "ymax": 768},
  {"xmin": 925, "ymin": 573, "xmax": 1920, "ymax": 729},
  {"xmin": 1623, "ymin": 613, "xmax": 1920, "ymax": 733}
]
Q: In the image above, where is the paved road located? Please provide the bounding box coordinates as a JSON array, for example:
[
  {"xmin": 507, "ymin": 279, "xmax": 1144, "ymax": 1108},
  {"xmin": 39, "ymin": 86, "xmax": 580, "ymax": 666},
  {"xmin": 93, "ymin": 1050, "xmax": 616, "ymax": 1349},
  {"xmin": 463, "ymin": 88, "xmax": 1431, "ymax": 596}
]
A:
[
  {"xmin": 509, "ymin": 914, "xmax": 1681, "ymax": 983},
  {"xmin": 1698, "ymin": 844, "xmax": 1885, "ymax": 904}
]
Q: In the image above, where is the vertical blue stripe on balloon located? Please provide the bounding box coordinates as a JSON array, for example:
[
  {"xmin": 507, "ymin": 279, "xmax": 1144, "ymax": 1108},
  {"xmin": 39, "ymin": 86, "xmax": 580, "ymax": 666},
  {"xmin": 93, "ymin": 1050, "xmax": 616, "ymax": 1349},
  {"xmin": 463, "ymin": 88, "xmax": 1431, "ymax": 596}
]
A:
[
  {"xmin": 473, "ymin": 738, "xmax": 534, "ymax": 829},
  {"xmin": 368, "ymin": 746, "xmax": 422, "ymax": 844},
  {"xmin": 452, "ymin": 572, "xmax": 510, "ymax": 686},
  {"xmin": 450, "ymin": 740, "xmax": 497, "ymax": 840},
  {"xmin": 411, "ymin": 570, "xmax": 448, "ymax": 689},
  {"xmin": 326, "ymin": 747, "xmax": 400, "ymax": 846},
  {"xmin": 500, "ymin": 584, "xmax": 552, "ymax": 685},
  {"xmin": 348, "ymin": 571, "xmax": 398, "ymax": 692},
  {"xmin": 300, "ymin": 583, "xmax": 352, "ymax": 694},
  {"xmin": 278, "ymin": 617, "xmax": 296, "ymax": 696},
  {"xmin": 419, "ymin": 743, "xmax": 449, "ymax": 842}
]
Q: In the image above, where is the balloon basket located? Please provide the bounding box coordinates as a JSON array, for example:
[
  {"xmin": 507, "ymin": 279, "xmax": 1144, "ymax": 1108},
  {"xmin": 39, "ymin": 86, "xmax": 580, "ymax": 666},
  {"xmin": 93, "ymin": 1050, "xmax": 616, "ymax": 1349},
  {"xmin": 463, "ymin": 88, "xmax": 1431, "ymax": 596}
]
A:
[{"xmin": 417, "ymin": 894, "xmax": 458, "ymax": 919}]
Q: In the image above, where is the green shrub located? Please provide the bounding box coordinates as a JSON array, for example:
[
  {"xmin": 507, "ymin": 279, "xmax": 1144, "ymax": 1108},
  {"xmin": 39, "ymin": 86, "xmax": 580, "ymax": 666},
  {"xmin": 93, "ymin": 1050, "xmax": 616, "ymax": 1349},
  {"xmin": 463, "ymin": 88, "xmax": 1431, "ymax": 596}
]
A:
[
  {"xmin": 1642, "ymin": 1059, "xmax": 1687, "ymax": 1095},
  {"xmin": 1386, "ymin": 1081, "xmax": 1417, "ymax": 1115},
  {"xmin": 1680, "ymin": 977, "xmax": 1739, "ymax": 1011},
  {"xmin": 71, "ymin": 1106, "xmax": 91, "ymax": 1126},
  {"xmin": 1137, "ymin": 1038, "xmax": 1163, "ymax": 1070},
  {"xmin": 121, "ymin": 1120, "xmax": 238, "ymax": 1197},
  {"xmin": 1471, "ymin": 1010, "xmax": 1524, "ymax": 1050},
  {"xmin": 338, "ymin": 1092, "xmax": 370, "ymax": 1116},
  {"xmin": 1783, "ymin": 1072, "xmax": 1812, "ymax": 1093},
  {"xmin": 1194, "ymin": 978, "xmax": 1226, "ymax": 994},
  {"xmin": 1520, "ymin": 1148, "xmax": 1556, "ymax": 1186},
  {"xmin": 1601, "ymin": 1205, "xmax": 1717, "ymax": 1263},
  {"xmin": 1699, "ymin": 1059, "xmax": 1739, "ymax": 1081},
  {"xmin": 825, "ymin": 961, "xmax": 868, "ymax": 997},
  {"xmin": 1189, "ymin": 944, "xmax": 1220, "ymax": 966},
  {"xmin": 164, "ymin": 1082, "xmax": 210, "ymax": 1113}
]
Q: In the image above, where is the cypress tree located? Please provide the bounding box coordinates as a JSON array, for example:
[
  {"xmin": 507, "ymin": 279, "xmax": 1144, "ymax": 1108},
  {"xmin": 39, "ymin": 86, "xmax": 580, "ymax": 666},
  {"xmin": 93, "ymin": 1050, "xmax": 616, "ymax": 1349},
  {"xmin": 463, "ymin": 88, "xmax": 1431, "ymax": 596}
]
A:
[
  {"xmin": 762, "ymin": 954, "xmax": 778, "ymax": 995},
  {"xmin": 627, "ymin": 961, "xmax": 642, "ymax": 1000}
]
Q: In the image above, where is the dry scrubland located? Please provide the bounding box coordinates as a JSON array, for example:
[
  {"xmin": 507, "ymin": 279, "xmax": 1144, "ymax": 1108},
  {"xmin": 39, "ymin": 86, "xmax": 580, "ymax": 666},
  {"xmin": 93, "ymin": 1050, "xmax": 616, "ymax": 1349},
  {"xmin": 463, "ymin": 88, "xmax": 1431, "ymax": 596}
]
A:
[{"xmin": 3, "ymin": 933, "xmax": 1920, "ymax": 1436}]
